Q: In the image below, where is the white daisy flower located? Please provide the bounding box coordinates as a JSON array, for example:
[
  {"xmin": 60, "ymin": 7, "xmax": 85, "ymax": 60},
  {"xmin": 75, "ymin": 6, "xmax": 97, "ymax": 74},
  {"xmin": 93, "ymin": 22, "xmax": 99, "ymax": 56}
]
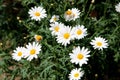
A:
[
  {"xmin": 69, "ymin": 68, "xmax": 84, "ymax": 80},
  {"xmin": 115, "ymin": 2, "xmax": 120, "ymax": 13},
  {"xmin": 56, "ymin": 26, "xmax": 75, "ymax": 46},
  {"xmin": 12, "ymin": 47, "xmax": 26, "ymax": 61},
  {"xmin": 25, "ymin": 42, "xmax": 41, "ymax": 61},
  {"xmin": 69, "ymin": 46, "xmax": 90, "ymax": 66},
  {"xmin": 73, "ymin": 25, "xmax": 87, "ymax": 40},
  {"xmin": 28, "ymin": 6, "xmax": 47, "ymax": 21},
  {"xmin": 49, "ymin": 22, "xmax": 65, "ymax": 36},
  {"xmin": 90, "ymin": 37, "xmax": 108, "ymax": 50},
  {"xmin": 50, "ymin": 15, "xmax": 59, "ymax": 23},
  {"xmin": 34, "ymin": 35, "xmax": 42, "ymax": 42},
  {"xmin": 64, "ymin": 8, "xmax": 80, "ymax": 21}
]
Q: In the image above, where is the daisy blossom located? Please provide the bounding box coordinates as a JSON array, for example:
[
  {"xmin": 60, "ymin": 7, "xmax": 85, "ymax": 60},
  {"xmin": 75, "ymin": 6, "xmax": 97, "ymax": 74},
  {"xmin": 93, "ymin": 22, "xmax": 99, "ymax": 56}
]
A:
[
  {"xmin": 56, "ymin": 26, "xmax": 75, "ymax": 46},
  {"xmin": 69, "ymin": 68, "xmax": 84, "ymax": 80},
  {"xmin": 50, "ymin": 15, "xmax": 59, "ymax": 23},
  {"xmin": 12, "ymin": 47, "xmax": 26, "ymax": 61},
  {"xmin": 69, "ymin": 46, "xmax": 90, "ymax": 66},
  {"xmin": 115, "ymin": 2, "xmax": 120, "ymax": 13},
  {"xmin": 49, "ymin": 22, "xmax": 65, "ymax": 36},
  {"xmin": 64, "ymin": 8, "xmax": 80, "ymax": 21},
  {"xmin": 90, "ymin": 37, "xmax": 108, "ymax": 50},
  {"xmin": 25, "ymin": 42, "xmax": 41, "ymax": 61},
  {"xmin": 34, "ymin": 35, "xmax": 42, "ymax": 42},
  {"xmin": 73, "ymin": 25, "xmax": 87, "ymax": 39},
  {"xmin": 28, "ymin": 6, "xmax": 47, "ymax": 21}
]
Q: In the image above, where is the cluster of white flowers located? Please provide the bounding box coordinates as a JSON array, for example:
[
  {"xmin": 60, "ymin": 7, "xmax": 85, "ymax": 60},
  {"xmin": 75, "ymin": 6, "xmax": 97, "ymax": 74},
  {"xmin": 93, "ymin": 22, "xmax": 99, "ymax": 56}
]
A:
[
  {"xmin": 69, "ymin": 46, "xmax": 90, "ymax": 79},
  {"xmin": 68, "ymin": 36, "xmax": 108, "ymax": 80},
  {"xmin": 48, "ymin": 7, "xmax": 109, "ymax": 80},
  {"xmin": 12, "ymin": 42, "xmax": 41, "ymax": 61},
  {"xmin": 49, "ymin": 8, "xmax": 87, "ymax": 46},
  {"xmin": 12, "ymin": 5, "xmax": 110, "ymax": 80},
  {"xmin": 49, "ymin": 8, "xmax": 87, "ymax": 80},
  {"xmin": 68, "ymin": 36, "xmax": 108, "ymax": 79},
  {"xmin": 49, "ymin": 23, "xmax": 87, "ymax": 46}
]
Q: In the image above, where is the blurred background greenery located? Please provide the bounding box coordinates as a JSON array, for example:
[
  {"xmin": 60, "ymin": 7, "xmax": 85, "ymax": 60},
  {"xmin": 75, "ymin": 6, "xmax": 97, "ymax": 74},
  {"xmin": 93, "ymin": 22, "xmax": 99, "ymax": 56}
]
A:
[{"xmin": 0, "ymin": 0, "xmax": 120, "ymax": 80}]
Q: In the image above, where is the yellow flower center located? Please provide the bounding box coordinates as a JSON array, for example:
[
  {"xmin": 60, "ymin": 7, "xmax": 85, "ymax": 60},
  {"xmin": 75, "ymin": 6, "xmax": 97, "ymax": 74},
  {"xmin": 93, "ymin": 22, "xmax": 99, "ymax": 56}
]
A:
[
  {"xmin": 54, "ymin": 26, "xmax": 59, "ymax": 32},
  {"xmin": 53, "ymin": 17, "xmax": 57, "ymax": 21},
  {"xmin": 35, "ymin": 12, "xmax": 40, "ymax": 17},
  {"xmin": 30, "ymin": 49, "xmax": 36, "ymax": 55},
  {"xmin": 63, "ymin": 33, "xmax": 70, "ymax": 39},
  {"xmin": 66, "ymin": 10, "xmax": 72, "ymax": 15},
  {"xmin": 77, "ymin": 53, "xmax": 84, "ymax": 60},
  {"xmin": 74, "ymin": 73, "xmax": 79, "ymax": 78},
  {"xmin": 96, "ymin": 42, "xmax": 102, "ymax": 46},
  {"xmin": 35, "ymin": 35, "xmax": 42, "ymax": 41},
  {"xmin": 17, "ymin": 52, "xmax": 22, "ymax": 56},
  {"xmin": 77, "ymin": 29, "xmax": 82, "ymax": 35}
]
